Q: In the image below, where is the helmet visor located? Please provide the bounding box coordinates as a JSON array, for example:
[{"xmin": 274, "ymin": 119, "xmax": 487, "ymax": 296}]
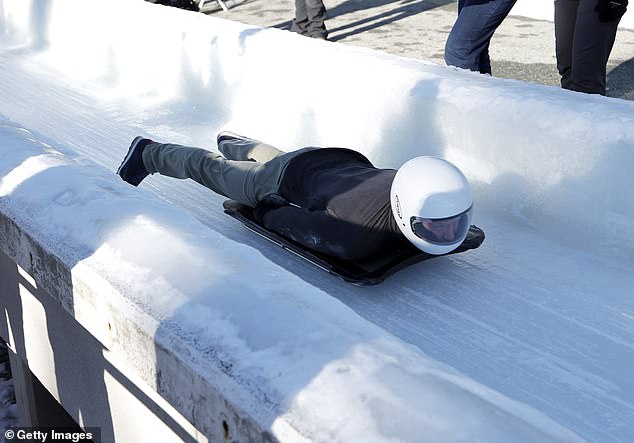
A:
[{"xmin": 410, "ymin": 206, "xmax": 472, "ymax": 246}]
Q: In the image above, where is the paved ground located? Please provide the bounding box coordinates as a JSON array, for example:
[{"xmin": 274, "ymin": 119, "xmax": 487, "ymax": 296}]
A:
[{"xmin": 203, "ymin": 0, "xmax": 634, "ymax": 100}]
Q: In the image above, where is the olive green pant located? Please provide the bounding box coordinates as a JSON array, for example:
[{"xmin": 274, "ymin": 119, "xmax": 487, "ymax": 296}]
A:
[{"xmin": 142, "ymin": 134, "xmax": 312, "ymax": 207}]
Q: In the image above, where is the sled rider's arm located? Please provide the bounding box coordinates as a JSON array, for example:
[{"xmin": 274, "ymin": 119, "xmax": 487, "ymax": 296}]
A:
[{"xmin": 258, "ymin": 205, "xmax": 370, "ymax": 261}]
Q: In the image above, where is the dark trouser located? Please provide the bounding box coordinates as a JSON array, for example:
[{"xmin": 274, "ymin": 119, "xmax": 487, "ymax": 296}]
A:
[
  {"xmin": 554, "ymin": 0, "xmax": 621, "ymax": 95},
  {"xmin": 444, "ymin": 0, "xmax": 517, "ymax": 74},
  {"xmin": 290, "ymin": 0, "xmax": 328, "ymax": 38},
  {"xmin": 142, "ymin": 134, "xmax": 311, "ymax": 207}
]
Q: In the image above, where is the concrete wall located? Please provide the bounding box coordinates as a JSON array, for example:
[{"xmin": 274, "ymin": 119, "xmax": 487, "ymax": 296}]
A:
[{"xmin": 0, "ymin": 213, "xmax": 270, "ymax": 443}]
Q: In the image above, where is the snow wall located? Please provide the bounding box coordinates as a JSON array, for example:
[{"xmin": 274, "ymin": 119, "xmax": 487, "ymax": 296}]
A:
[
  {"xmin": 3, "ymin": 0, "xmax": 633, "ymax": 262},
  {"xmin": 0, "ymin": 0, "xmax": 632, "ymax": 442}
]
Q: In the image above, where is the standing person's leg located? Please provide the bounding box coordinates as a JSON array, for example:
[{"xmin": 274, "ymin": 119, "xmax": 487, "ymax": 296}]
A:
[
  {"xmin": 142, "ymin": 142, "xmax": 284, "ymax": 207},
  {"xmin": 291, "ymin": 0, "xmax": 309, "ymax": 35},
  {"xmin": 291, "ymin": 0, "xmax": 327, "ymax": 39},
  {"xmin": 444, "ymin": 0, "xmax": 517, "ymax": 74},
  {"xmin": 554, "ymin": 0, "xmax": 579, "ymax": 90},
  {"xmin": 305, "ymin": 0, "xmax": 328, "ymax": 39},
  {"xmin": 565, "ymin": 0, "xmax": 620, "ymax": 94},
  {"xmin": 479, "ymin": 41, "xmax": 492, "ymax": 76}
]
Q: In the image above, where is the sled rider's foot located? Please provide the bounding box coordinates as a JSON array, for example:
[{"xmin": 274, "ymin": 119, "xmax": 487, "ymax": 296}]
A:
[
  {"xmin": 216, "ymin": 131, "xmax": 253, "ymax": 146},
  {"xmin": 117, "ymin": 136, "xmax": 152, "ymax": 186}
]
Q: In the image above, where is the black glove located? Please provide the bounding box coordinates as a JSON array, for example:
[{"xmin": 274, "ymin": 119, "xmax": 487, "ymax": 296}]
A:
[
  {"xmin": 254, "ymin": 194, "xmax": 289, "ymax": 223},
  {"xmin": 595, "ymin": 0, "xmax": 627, "ymax": 22}
]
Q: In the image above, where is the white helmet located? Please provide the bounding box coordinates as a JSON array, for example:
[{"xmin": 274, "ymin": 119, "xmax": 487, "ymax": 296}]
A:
[{"xmin": 390, "ymin": 156, "xmax": 473, "ymax": 255}]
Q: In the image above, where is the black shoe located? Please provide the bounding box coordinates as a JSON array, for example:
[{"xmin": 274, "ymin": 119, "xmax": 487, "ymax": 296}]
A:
[
  {"xmin": 117, "ymin": 136, "xmax": 153, "ymax": 186},
  {"xmin": 170, "ymin": 0, "xmax": 199, "ymax": 11}
]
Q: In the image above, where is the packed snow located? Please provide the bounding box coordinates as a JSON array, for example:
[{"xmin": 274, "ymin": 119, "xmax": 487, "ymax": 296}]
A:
[{"xmin": 1, "ymin": 0, "xmax": 633, "ymax": 442}]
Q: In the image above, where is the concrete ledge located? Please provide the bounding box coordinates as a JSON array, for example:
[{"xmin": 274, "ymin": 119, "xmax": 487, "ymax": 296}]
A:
[{"xmin": 0, "ymin": 212, "xmax": 272, "ymax": 442}]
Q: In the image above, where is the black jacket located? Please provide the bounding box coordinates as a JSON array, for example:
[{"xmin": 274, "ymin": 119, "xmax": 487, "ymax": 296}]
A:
[{"xmin": 257, "ymin": 148, "xmax": 410, "ymax": 261}]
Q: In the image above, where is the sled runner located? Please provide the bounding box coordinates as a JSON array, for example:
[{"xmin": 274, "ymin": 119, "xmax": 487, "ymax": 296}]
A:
[{"xmin": 223, "ymin": 200, "xmax": 485, "ymax": 286}]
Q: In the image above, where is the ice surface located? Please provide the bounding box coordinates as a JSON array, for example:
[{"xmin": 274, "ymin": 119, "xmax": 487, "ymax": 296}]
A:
[{"xmin": 1, "ymin": 1, "xmax": 633, "ymax": 442}]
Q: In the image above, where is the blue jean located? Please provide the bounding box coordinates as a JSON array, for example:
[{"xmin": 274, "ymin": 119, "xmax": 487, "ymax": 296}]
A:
[{"xmin": 444, "ymin": 0, "xmax": 517, "ymax": 74}]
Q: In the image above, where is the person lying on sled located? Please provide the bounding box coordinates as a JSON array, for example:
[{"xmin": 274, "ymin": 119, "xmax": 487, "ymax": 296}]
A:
[{"xmin": 117, "ymin": 132, "xmax": 474, "ymax": 262}]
